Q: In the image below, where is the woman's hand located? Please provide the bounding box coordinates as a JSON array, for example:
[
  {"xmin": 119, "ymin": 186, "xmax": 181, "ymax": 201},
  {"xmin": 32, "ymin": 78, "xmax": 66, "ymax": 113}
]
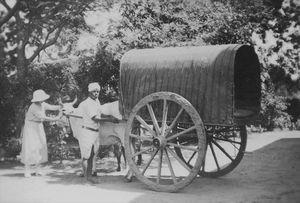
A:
[
  {"xmin": 58, "ymin": 98, "xmax": 64, "ymax": 109},
  {"xmin": 57, "ymin": 110, "xmax": 63, "ymax": 119}
]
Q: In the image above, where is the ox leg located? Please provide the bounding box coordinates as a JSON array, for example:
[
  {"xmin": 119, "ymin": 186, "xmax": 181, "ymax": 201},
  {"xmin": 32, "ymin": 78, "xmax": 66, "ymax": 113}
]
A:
[
  {"xmin": 136, "ymin": 141, "xmax": 142, "ymax": 165},
  {"xmin": 122, "ymin": 146, "xmax": 126, "ymax": 169},
  {"xmin": 114, "ymin": 143, "xmax": 125, "ymax": 172},
  {"xmin": 124, "ymin": 169, "xmax": 134, "ymax": 182},
  {"xmin": 137, "ymin": 154, "xmax": 142, "ymax": 165}
]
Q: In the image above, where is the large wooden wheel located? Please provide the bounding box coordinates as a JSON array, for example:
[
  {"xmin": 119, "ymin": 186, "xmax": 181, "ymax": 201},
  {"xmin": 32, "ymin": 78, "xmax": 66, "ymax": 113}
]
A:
[
  {"xmin": 200, "ymin": 125, "xmax": 247, "ymax": 177},
  {"xmin": 175, "ymin": 125, "xmax": 247, "ymax": 178},
  {"xmin": 124, "ymin": 92, "xmax": 206, "ymax": 192}
]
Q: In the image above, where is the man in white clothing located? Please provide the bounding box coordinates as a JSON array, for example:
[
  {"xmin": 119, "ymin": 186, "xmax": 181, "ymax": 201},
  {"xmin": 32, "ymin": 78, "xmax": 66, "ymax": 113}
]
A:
[{"xmin": 77, "ymin": 82, "xmax": 102, "ymax": 182}]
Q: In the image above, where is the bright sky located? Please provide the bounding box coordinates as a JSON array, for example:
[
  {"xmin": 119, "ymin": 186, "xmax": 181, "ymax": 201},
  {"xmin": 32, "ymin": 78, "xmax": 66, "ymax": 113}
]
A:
[{"xmin": 76, "ymin": 6, "xmax": 121, "ymax": 51}]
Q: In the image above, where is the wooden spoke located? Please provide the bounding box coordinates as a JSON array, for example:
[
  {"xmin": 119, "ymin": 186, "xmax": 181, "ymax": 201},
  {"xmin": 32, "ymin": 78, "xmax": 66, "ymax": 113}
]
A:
[
  {"xmin": 166, "ymin": 147, "xmax": 191, "ymax": 172},
  {"xmin": 124, "ymin": 92, "xmax": 205, "ymax": 192},
  {"xmin": 166, "ymin": 125, "xmax": 196, "ymax": 141},
  {"xmin": 213, "ymin": 136, "xmax": 241, "ymax": 145},
  {"xmin": 187, "ymin": 151, "xmax": 197, "ymax": 165},
  {"xmin": 220, "ymin": 133, "xmax": 241, "ymax": 151},
  {"xmin": 135, "ymin": 115, "xmax": 156, "ymax": 136},
  {"xmin": 129, "ymin": 133, "xmax": 153, "ymax": 141},
  {"xmin": 164, "ymin": 149, "xmax": 177, "ymax": 184},
  {"xmin": 213, "ymin": 136, "xmax": 241, "ymax": 151},
  {"xmin": 167, "ymin": 142, "xmax": 198, "ymax": 152},
  {"xmin": 165, "ymin": 108, "xmax": 184, "ymax": 136},
  {"xmin": 161, "ymin": 99, "xmax": 168, "ymax": 136},
  {"xmin": 199, "ymin": 126, "xmax": 247, "ymax": 178},
  {"xmin": 209, "ymin": 141, "xmax": 220, "ymax": 170},
  {"xmin": 201, "ymin": 156, "xmax": 206, "ymax": 172},
  {"xmin": 132, "ymin": 147, "xmax": 153, "ymax": 158},
  {"xmin": 156, "ymin": 149, "xmax": 163, "ymax": 184},
  {"xmin": 141, "ymin": 148, "xmax": 159, "ymax": 175},
  {"xmin": 211, "ymin": 140, "xmax": 234, "ymax": 161},
  {"xmin": 164, "ymin": 149, "xmax": 177, "ymax": 183},
  {"xmin": 147, "ymin": 103, "xmax": 161, "ymax": 134}
]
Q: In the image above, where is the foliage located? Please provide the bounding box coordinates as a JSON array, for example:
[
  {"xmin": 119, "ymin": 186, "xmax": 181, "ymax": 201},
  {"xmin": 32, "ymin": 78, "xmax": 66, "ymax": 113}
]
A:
[
  {"xmin": 97, "ymin": 0, "xmax": 299, "ymax": 130},
  {"xmin": 252, "ymin": 0, "xmax": 300, "ymax": 129},
  {"xmin": 0, "ymin": 0, "xmax": 99, "ymax": 142},
  {"xmin": 0, "ymin": 0, "xmax": 97, "ymax": 78},
  {"xmin": 260, "ymin": 81, "xmax": 292, "ymax": 130},
  {"xmin": 75, "ymin": 45, "xmax": 120, "ymax": 103},
  {"xmin": 46, "ymin": 122, "xmax": 80, "ymax": 162},
  {"xmin": 253, "ymin": 0, "xmax": 300, "ymax": 93},
  {"xmin": 0, "ymin": 61, "xmax": 79, "ymax": 157},
  {"xmin": 0, "ymin": 71, "xmax": 15, "ymax": 146}
]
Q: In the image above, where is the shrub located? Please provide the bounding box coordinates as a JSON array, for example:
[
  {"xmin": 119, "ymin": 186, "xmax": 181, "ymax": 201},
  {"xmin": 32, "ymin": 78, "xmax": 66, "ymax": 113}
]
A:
[{"xmin": 260, "ymin": 82, "xmax": 292, "ymax": 131}]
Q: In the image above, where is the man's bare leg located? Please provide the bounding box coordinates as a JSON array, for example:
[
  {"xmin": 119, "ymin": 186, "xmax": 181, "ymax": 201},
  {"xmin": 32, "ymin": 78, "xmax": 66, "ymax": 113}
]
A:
[
  {"xmin": 82, "ymin": 158, "xmax": 88, "ymax": 179},
  {"xmin": 92, "ymin": 145, "xmax": 99, "ymax": 176},
  {"xmin": 86, "ymin": 146, "xmax": 97, "ymax": 183}
]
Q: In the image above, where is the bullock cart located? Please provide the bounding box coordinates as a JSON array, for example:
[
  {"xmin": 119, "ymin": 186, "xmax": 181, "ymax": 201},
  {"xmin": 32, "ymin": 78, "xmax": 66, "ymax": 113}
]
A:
[{"xmin": 119, "ymin": 44, "xmax": 261, "ymax": 192}]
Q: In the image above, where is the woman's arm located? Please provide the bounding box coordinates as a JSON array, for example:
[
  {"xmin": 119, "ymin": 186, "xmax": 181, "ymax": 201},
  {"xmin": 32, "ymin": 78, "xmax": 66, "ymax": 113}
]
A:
[
  {"xmin": 33, "ymin": 105, "xmax": 62, "ymax": 122},
  {"xmin": 42, "ymin": 111, "xmax": 63, "ymax": 122},
  {"xmin": 92, "ymin": 113, "xmax": 119, "ymax": 123},
  {"xmin": 43, "ymin": 102, "xmax": 62, "ymax": 111}
]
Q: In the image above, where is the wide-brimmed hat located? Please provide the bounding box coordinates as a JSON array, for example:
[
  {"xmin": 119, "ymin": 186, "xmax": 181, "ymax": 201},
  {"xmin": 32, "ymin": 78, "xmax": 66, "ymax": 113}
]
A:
[
  {"xmin": 31, "ymin": 89, "xmax": 50, "ymax": 102},
  {"xmin": 88, "ymin": 82, "xmax": 100, "ymax": 92}
]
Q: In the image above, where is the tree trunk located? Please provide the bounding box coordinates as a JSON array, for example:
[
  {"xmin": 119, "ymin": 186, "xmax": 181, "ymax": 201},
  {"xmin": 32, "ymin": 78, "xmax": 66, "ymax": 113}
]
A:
[{"xmin": 14, "ymin": 42, "xmax": 28, "ymax": 138}]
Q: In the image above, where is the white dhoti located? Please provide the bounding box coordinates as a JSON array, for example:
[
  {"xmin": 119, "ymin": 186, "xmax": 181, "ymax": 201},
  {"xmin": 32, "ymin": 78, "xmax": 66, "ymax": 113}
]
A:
[{"xmin": 78, "ymin": 128, "xmax": 100, "ymax": 159}]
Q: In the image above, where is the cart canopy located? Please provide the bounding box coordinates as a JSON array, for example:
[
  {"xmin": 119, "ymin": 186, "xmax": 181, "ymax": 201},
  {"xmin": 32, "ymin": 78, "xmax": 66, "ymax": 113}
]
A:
[{"xmin": 119, "ymin": 44, "xmax": 261, "ymax": 125}]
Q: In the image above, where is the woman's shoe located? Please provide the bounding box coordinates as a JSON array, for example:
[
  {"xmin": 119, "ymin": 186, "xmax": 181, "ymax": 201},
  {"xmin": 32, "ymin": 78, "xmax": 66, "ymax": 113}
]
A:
[{"xmin": 35, "ymin": 171, "xmax": 45, "ymax": 176}]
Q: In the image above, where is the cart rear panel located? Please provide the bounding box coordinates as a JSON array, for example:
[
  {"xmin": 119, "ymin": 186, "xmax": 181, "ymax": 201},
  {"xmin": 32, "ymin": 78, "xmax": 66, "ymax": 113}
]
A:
[{"xmin": 119, "ymin": 44, "xmax": 261, "ymax": 125}]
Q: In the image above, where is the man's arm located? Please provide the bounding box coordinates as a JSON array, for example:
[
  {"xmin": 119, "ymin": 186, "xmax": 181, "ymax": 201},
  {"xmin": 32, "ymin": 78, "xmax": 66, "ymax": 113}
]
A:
[{"xmin": 92, "ymin": 114, "xmax": 119, "ymax": 123}]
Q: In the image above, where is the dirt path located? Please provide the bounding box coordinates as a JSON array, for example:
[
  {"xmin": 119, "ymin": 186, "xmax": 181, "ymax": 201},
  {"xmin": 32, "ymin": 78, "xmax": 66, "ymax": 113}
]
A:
[{"xmin": 0, "ymin": 130, "xmax": 300, "ymax": 203}]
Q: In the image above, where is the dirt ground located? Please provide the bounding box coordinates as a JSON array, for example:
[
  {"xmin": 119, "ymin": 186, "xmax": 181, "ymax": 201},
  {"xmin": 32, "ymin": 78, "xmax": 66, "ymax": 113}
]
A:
[{"xmin": 0, "ymin": 130, "xmax": 300, "ymax": 203}]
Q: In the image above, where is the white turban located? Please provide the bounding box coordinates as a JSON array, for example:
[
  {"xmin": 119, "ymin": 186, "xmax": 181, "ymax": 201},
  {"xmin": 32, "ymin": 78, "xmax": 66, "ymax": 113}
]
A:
[{"xmin": 88, "ymin": 82, "xmax": 100, "ymax": 92}]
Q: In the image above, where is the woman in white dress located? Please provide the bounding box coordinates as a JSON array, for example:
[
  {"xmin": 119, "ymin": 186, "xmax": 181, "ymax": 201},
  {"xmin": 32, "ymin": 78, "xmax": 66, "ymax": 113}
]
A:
[{"xmin": 20, "ymin": 89, "xmax": 62, "ymax": 177}]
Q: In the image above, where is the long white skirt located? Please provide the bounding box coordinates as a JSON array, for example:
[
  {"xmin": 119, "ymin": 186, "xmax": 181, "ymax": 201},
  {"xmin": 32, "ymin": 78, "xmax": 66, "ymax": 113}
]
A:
[{"xmin": 20, "ymin": 120, "xmax": 48, "ymax": 165}]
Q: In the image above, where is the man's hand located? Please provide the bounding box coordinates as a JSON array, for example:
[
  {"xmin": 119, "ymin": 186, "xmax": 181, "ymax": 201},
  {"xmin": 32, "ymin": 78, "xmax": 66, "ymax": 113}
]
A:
[{"xmin": 112, "ymin": 118, "xmax": 119, "ymax": 123}]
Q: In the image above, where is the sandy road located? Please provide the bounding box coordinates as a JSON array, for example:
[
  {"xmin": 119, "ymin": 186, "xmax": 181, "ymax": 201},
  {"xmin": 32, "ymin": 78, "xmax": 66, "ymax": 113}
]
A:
[{"xmin": 0, "ymin": 130, "xmax": 299, "ymax": 203}]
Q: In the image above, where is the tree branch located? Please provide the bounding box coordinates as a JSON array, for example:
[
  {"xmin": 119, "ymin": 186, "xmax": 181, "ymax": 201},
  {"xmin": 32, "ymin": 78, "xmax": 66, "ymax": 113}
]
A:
[
  {"xmin": 0, "ymin": 0, "xmax": 20, "ymax": 28},
  {"xmin": 27, "ymin": 25, "xmax": 64, "ymax": 63}
]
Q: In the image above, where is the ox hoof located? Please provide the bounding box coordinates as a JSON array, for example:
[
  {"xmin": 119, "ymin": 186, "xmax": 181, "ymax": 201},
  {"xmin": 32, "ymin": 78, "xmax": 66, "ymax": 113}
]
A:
[
  {"xmin": 124, "ymin": 176, "xmax": 133, "ymax": 183},
  {"xmin": 86, "ymin": 178, "xmax": 99, "ymax": 185}
]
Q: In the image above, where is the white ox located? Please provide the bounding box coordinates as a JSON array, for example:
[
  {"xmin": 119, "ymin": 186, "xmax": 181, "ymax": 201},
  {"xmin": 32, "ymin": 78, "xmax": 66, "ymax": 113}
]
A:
[{"xmin": 61, "ymin": 98, "xmax": 127, "ymax": 172}]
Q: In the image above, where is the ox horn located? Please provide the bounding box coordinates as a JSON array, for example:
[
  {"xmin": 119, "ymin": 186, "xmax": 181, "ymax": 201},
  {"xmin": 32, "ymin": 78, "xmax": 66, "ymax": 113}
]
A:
[{"xmin": 71, "ymin": 96, "xmax": 78, "ymax": 105}]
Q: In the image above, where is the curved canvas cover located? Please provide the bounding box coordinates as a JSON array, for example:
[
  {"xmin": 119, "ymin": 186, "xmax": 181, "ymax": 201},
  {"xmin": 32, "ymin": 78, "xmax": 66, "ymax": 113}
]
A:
[{"xmin": 119, "ymin": 44, "xmax": 261, "ymax": 125}]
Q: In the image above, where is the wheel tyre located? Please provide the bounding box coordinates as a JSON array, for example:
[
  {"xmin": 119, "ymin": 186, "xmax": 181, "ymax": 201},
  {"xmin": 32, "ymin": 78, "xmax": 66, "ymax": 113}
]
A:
[{"xmin": 124, "ymin": 92, "xmax": 206, "ymax": 192}]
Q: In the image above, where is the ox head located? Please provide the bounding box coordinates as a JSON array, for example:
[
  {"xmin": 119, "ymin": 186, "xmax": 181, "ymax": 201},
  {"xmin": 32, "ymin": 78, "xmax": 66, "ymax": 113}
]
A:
[
  {"xmin": 61, "ymin": 96, "xmax": 77, "ymax": 115},
  {"xmin": 56, "ymin": 97, "xmax": 78, "ymax": 132}
]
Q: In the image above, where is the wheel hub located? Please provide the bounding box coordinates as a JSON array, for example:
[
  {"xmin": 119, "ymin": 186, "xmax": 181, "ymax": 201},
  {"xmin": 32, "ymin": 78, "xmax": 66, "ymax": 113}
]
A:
[{"xmin": 153, "ymin": 136, "xmax": 167, "ymax": 149}]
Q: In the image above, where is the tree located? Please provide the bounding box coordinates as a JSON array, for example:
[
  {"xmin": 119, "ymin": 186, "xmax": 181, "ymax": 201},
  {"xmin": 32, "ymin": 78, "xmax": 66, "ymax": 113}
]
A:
[
  {"xmin": 99, "ymin": 0, "xmax": 299, "ymax": 130},
  {"xmin": 251, "ymin": 0, "xmax": 300, "ymax": 128},
  {"xmin": 74, "ymin": 44, "xmax": 120, "ymax": 103},
  {"xmin": 0, "ymin": 0, "xmax": 98, "ymax": 139}
]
